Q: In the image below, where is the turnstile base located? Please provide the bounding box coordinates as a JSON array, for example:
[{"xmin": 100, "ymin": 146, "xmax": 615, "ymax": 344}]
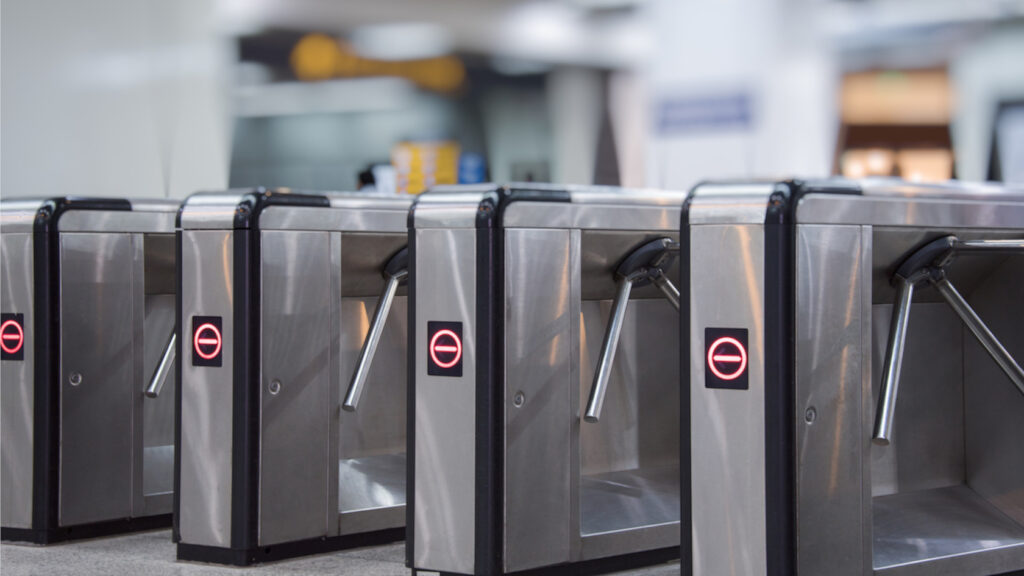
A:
[
  {"xmin": 873, "ymin": 485, "xmax": 1024, "ymax": 575},
  {"xmin": 412, "ymin": 545, "xmax": 678, "ymax": 576},
  {"xmin": 580, "ymin": 464, "xmax": 680, "ymax": 537},
  {"xmin": 176, "ymin": 527, "xmax": 405, "ymax": 566},
  {"xmin": 1, "ymin": 513, "xmax": 172, "ymax": 545}
]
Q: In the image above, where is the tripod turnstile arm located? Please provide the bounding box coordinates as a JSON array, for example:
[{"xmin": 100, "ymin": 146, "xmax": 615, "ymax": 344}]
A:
[
  {"xmin": 933, "ymin": 276, "xmax": 1024, "ymax": 396},
  {"xmin": 652, "ymin": 271, "xmax": 681, "ymax": 312},
  {"xmin": 145, "ymin": 332, "xmax": 176, "ymax": 399},
  {"xmin": 585, "ymin": 275, "xmax": 634, "ymax": 423},
  {"xmin": 343, "ymin": 247, "xmax": 408, "ymax": 412},
  {"xmin": 872, "ymin": 277, "xmax": 915, "ymax": 446},
  {"xmin": 584, "ymin": 237, "xmax": 680, "ymax": 423},
  {"xmin": 873, "ymin": 235, "xmax": 1024, "ymax": 445}
]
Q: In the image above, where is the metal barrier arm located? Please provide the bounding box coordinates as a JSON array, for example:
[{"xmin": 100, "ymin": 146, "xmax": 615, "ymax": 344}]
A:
[
  {"xmin": 145, "ymin": 332, "xmax": 176, "ymax": 398},
  {"xmin": 873, "ymin": 235, "xmax": 1024, "ymax": 445},
  {"xmin": 343, "ymin": 247, "xmax": 408, "ymax": 412},
  {"xmin": 584, "ymin": 237, "xmax": 680, "ymax": 423}
]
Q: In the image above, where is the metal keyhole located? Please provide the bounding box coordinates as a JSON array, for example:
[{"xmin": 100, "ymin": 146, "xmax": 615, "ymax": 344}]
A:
[
  {"xmin": 69, "ymin": 372, "xmax": 83, "ymax": 387},
  {"xmin": 805, "ymin": 407, "xmax": 817, "ymax": 424},
  {"xmin": 269, "ymin": 379, "xmax": 282, "ymax": 395},
  {"xmin": 513, "ymin": 391, "xmax": 525, "ymax": 407}
]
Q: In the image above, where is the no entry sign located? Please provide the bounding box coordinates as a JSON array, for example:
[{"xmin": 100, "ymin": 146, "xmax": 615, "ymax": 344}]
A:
[
  {"xmin": 428, "ymin": 321, "xmax": 463, "ymax": 377},
  {"xmin": 1, "ymin": 313, "xmax": 25, "ymax": 361},
  {"xmin": 705, "ymin": 327, "xmax": 748, "ymax": 390},
  {"xmin": 192, "ymin": 316, "xmax": 223, "ymax": 367}
]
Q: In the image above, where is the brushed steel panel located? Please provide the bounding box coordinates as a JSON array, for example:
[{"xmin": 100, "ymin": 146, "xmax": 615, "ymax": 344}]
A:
[
  {"xmin": 796, "ymin": 194, "xmax": 1024, "ymax": 229},
  {"xmin": 59, "ymin": 233, "xmax": 134, "ymax": 526},
  {"xmin": 338, "ymin": 298, "xmax": 407, "ymax": 463},
  {"xmin": 869, "ymin": 303, "xmax": 965, "ymax": 497},
  {"xmin": 259, "ymin": 205, "xmax": 410, "ymax": 233},
  {"xmin": 689, "ymin": 223, "xmax": 766, "ymax": 576},
  {"xmin": 413, "ymin": 227, "xmax": 477, "ymax": 574},
  {"xmin": 0, "ymin": 200, "xmax": 47, "ymax": 233},
  {"xmin": 1, "ymin": 232, "xmax": 35, "ymax": 528},
  {"xmin": 794, "ymin": 224, "xmax": 867, "ymax": 576},
  {"xmin": 178, "ymin": 192, "xmax": 251, "ymax": 229},
  {"xmin": 258, "ymin": 230, "xmax": 333, "ymax": 546},
  {"xmin": 503, "ymin": 228, "xmax": 573, "ymax": 572},
  {"xmin": 964, "ymin": 257, "xmax": 1024, "ymax": 528},
  {"xmin": 57, "ymin": 211, "xmax": 175, "ymax": 234},
  {"xmin": 179, "ymin": 229, "xmax": 234, "ymax": 547},
  {"xmin": 502, "ymin": 202, "xmax": 682, "ymax": 232},
  {"xmin": 872, "ymin": 486, "xmax": 1024, "ymax": 575}
]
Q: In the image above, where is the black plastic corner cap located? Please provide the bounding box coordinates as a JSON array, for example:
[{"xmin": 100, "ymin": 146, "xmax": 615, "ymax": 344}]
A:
[
  {"xmin": 616, "ymin": 237, "xmax": 677, "ymax": 287},
  {"xmin": 383, "ymin": 246, "xmax": 409, "ymax": 279},
  {"xmin": 894, "ymin": 235, "xmax": 958, "ymax": 282}
]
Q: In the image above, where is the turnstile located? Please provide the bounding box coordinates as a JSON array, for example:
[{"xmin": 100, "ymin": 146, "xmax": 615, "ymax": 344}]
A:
[
  {"xmin": 682, "ymin": 179, "xmax": 1024, "ymax": 576},
  {"xmin": 175, "ymin": 189, "xmax": 411, "ymax": 565},
  {"xmin": 410, "ymin": 184, "xmax": 686, "ymax": 575},
  {"xmin": 1, "ymin": 197, "xmax": 179, "ymax": 543}
]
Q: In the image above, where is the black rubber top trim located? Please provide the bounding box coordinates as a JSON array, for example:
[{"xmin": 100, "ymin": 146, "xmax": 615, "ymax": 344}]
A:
[
  {"xmin": 232, "ymin": 188, "xmax": 331, "ymax": 229},
  {"xmin": 34, "ymin": 197, "xmax": 132, "ymax": 233}
]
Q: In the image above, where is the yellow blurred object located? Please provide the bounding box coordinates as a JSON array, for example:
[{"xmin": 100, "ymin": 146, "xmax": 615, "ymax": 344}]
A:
[
  {"xmin": 290, "ymin": 33, "xmax": 343, "ymax": 81},
  {"xmin": 392, "ymin": 141, "xmax": 460, "ymax": 194},
  {"xmin": 290, "ymin": 33, "xmax": 465, "ymax": 92}
]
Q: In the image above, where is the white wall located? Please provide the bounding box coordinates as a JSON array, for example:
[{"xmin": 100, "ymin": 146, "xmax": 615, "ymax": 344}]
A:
[
  {"xmin": 1, "ymin": 0, "xmax": 230, "ymax": 199},
  {"xmin": 643, "ymin": 0, "xmax": 837, "ymax": 190},
  {"xmin": 949, "ymin": 23, "xmax": 1024, "ymax": 182}
]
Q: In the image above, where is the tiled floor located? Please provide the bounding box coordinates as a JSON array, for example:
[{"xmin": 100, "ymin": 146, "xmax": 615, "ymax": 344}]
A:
[{"xmin": 0, "ymin": 530, "xmax": 680, "ymax": 575}]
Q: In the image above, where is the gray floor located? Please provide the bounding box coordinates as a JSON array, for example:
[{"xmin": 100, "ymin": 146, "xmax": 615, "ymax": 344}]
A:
[{"xmin": 1, "ymin": 530, "xmax": 680, "ymax": 575}]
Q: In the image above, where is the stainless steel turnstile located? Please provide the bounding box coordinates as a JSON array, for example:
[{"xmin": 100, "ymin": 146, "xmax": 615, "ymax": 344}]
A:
[
  {"xmin": 1, "ymin": 197, "xmax": 179, "ymax": 543},
  {"xmin": 410, "ymin": 184, "xmax": 686, "ymax": 575},
  {"xmin": 175, "ymin": 189, "xmax": 411, "ymax": 565},
  {"xmin": 682, "ymin": 179, "xmax": 1024, "ymax": 576}
]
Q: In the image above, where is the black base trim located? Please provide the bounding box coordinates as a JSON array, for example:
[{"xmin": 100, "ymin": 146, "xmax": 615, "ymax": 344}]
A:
[
  {"xmin": 177, "ymin": 527, "xmax": 405, "ymax": 566},
  {"xmin": 1, "ymin": 514, "xmax": 172, "ymax": 545},
  {"xmin": 417, "ymin": 546, "xmax": 679, "ymax": 576}
]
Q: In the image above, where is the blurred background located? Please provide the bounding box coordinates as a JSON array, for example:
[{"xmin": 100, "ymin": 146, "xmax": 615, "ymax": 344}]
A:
[{"xmin": 2, "ymin": 0, "xmax": 1023, "ymax": 199}]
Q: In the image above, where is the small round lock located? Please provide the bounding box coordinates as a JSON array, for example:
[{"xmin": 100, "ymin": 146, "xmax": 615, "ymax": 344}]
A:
[
  {"xmin": 805, "ymin": 407, "xmax": 817, "ymax": 424},
  {"xmin": 268, "ymin": 379, "xmax": 282, "ymax": 395},
  {"xmin": 513, "ymin": 391, "xmax": 525, "ymax": 407},
  {"xmin": 69, "ymin": 372, "xmax": 83, "ymax": 387}
]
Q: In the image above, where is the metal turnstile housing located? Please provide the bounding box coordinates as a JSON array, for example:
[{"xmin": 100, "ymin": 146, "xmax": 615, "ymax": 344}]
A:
[
  {"xmin": 1, "ymin": 197, "xmax": 179, "ymax": 543},
  {"xmin": 410, "ymin": 184, "xmax": 687, "ymax": 575},
  {"xmin": 682, "ymin": 179, "xmax": 1024, "ymax": 576},
  {"xmin": 175, "ymin": 189, "xmax": 411, "ymax": 565}
]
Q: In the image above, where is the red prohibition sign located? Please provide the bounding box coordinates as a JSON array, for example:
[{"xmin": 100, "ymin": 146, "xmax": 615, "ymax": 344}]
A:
[
  {"xmin": 193, "ymin": 323, "xmax": 222, "ymax": 360},
  {"xmin": 707, "ymin": 336, "xmax": 747, "ymax": 381},
  {"xmin": 0, "ymin": 319, "xmax": 24, "ymax": 355},
  {"xmin": 429, "ymin": 329, "xmax": 462, "ymax": 369}
]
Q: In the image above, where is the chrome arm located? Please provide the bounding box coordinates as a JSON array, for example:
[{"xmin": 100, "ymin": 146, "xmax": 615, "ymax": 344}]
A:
[
  {"xmin": 872, "ymin": 276, "xmax": 914, "ymax": 446},
  {"xmin": 934, "ymin": 276, "xmax": 1024, "ymax": 396},
  {"xmin": 145, "ymin": 332, "xmax": 176, "ymax": 398},
  {"xmin": 584, "ymin": 276, "xmax": 634, "ymax": 423},
  {"xmin": 652, "ymin": 273, "xmax": 680, "ymax": 312},
  {"xmin": 955, "ymin": 239, "xmax": 1024, "ymax": 254},
  {"xmin": 343, "ymin": 268, "xmax": 407, "ymax": 412}
]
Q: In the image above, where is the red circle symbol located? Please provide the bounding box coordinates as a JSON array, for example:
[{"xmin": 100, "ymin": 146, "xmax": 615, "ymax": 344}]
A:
[
  {"xmin": 429, "ymin": 329, "xmax": 462, "ymax": 369},
  {"xmin": 193, "ymin": 323, "xmax": 222, "ymax": 360},
  {"xmin": 707, "ymin": 336, "xmax": 747, "ymax": 381},
  {"xmin": 1, "ymin": 319, "xmax": 24, "ymax": 355}
]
